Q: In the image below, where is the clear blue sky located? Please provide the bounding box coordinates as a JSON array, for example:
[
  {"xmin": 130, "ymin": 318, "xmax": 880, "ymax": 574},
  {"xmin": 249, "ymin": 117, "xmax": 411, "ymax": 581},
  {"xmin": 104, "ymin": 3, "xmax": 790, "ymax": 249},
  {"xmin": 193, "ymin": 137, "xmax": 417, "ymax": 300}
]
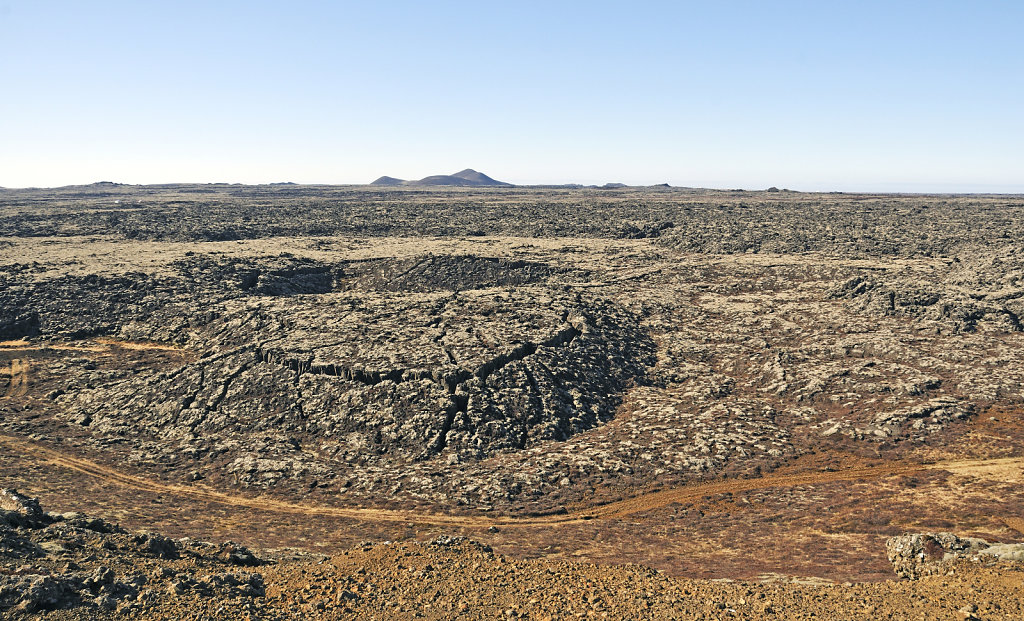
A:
[{"xmin": 1, "ymin": 1, "xmax": 1022, "ymax": 191}]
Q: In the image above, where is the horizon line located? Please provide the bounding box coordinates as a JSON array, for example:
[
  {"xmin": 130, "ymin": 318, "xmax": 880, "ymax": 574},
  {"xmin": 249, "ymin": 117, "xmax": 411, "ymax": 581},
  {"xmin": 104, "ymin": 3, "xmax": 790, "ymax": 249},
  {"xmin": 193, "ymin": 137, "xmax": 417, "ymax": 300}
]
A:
[{"xmin": 2, "ymin": 180, "xmax": 1024, "ymax": 197}]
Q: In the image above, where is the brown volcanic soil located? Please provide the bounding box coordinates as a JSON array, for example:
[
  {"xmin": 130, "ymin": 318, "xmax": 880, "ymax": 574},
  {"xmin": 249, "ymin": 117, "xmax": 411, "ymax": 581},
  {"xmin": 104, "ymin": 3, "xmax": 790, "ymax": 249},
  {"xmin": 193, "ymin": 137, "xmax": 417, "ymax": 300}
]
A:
[
  {"xmin": 3, "ymin": 432, "xmax": 1022, "ymax": 583},
  {"xmin": 236, "ymin": 544, "xmax": 1024, "ymax": 621},
  {"xmin": 6, "ymin": 523, "xmax": 1024, "ymax": 620},
  {"xmin": 2, "ymin": 185, "xmax": 1024, "ymax": 617}
]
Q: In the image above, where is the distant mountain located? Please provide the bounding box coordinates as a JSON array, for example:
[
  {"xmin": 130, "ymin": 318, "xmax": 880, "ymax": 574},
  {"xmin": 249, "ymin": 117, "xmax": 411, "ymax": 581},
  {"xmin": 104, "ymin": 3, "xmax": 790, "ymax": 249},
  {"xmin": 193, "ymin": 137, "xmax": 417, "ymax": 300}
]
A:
[
  {"xmin": 450, "ymin": 169, "xmax": 507, "ymax": 185},
  {"xmin": 414, "ymin": 175, "xmax": 473, "ymax": 186},
  {"xmin": 414, "ymin": 174, "xmax": 502, "ymax": 187},
  {"xmin": 371, "ymin": 176, "xmax": 405, "ymax": 186},
  {"xmin": 370, "ymin": 169, "xmax": 511, "ymax": 187}
]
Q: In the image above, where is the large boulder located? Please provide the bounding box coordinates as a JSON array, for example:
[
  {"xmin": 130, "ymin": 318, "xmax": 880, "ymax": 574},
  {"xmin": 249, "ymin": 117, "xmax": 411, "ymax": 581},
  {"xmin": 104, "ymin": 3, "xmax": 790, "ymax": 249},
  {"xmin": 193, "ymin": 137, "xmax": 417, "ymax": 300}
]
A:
[{"xmin": 0, "ymin": 488, "xmax": 43, "ymax": 517}]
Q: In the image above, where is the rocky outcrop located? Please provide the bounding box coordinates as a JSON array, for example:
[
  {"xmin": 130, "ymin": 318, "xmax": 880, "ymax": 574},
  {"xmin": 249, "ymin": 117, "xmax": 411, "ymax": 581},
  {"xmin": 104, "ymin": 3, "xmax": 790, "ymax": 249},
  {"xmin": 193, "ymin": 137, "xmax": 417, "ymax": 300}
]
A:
[
  {"xmin": 829, "ymin": 275, "xmax": 1022, "ymax": 334},
  {"xmin": 57, "ymin": 291, "xmax": 654, "ymax": 495},
  {"xmin": 0, "ymin": 310, "xmax": 39, "ymax": 340},
  {"xmin": 0, "ymin": 492, "xmax": 264, "ymax": 615},
  {"xmin": 887, "ymin": 533, "xmax": 1024, "ymax": 579},
  {"xmin": 342, "ymin": 255, "xmax": 569, "ymax": 292},
  {"xmin": 0, "ymin": 488, "xmax": 42, "ymax": 517}
]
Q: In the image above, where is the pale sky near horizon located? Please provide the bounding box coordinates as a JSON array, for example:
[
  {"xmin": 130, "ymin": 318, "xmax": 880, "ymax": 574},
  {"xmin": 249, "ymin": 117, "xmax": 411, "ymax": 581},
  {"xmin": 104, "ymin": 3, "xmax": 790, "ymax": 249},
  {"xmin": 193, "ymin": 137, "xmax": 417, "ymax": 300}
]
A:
[{"xmin": 1, "ymin": 1, "xmax": 1022, "ymax": 192}]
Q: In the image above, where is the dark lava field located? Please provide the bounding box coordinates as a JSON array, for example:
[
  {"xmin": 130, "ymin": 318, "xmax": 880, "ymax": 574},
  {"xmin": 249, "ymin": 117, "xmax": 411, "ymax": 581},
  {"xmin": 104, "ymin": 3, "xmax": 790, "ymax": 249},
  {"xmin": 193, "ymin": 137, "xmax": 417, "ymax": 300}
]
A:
[{"xmin": 2, "ymin": 183, "xmax": 1023, "ymax": 619}]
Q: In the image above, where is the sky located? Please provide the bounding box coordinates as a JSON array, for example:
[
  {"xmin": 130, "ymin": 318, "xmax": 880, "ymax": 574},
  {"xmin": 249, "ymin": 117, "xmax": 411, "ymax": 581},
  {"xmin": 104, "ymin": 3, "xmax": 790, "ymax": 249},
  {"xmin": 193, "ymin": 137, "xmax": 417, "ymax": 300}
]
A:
[{"xmin": 1, "ymin": 1, "xmax": 1022, "ymax": 192}]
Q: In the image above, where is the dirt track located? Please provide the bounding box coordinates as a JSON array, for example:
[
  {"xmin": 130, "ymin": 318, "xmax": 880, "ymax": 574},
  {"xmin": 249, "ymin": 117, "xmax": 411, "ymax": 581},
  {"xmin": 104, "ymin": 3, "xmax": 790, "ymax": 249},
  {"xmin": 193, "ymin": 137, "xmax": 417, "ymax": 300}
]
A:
[
  {"xmin": 3, "ymin": 433, "xmax": 1020, "ymax": 528},
  {"xmin": 2, "ymin": 359, "xmax": 28, "ymax": 398}
]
